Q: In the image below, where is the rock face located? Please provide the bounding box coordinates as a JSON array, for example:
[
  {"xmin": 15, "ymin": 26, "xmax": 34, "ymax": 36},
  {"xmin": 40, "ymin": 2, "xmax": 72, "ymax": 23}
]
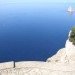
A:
[
  {"xmin": 47, "ymin": 30, "xmax": 75, "ymax": 63},
  {"xmin": 0, "ymin": 28, "xmax": 75, "ymax": 75},
  {"xmin": 0, "ymin": 61, "xmax": 75, "ymax": 75}
]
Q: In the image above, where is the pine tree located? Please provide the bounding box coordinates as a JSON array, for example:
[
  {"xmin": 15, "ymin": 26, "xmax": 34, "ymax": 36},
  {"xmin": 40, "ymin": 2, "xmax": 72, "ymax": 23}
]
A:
[{"xmin": 69, "ymin": 26, "xmax": 75, "ymax": 45}]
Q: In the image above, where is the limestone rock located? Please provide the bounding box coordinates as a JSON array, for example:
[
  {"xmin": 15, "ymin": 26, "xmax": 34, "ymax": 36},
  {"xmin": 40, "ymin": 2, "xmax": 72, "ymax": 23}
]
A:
[
  {"xmin": 0, "ymin": 61, "xmax": 75, "ymax": 75},
  {"xmin": 0, "ymin": 28, "xmax": 75, "ymax": 75},
  {"xmin": 47, "ymin": 30, "xmax": 75, "ymax": 63},
  {"xmin": 47, "ymin": 48, "xmax": 66, "ymax": 63}
]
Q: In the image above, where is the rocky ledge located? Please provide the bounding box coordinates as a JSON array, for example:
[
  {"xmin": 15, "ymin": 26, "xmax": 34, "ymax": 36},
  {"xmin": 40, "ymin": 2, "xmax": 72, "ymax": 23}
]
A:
[
  {"xmin": 0, "ymin": 61, "xmax": 75, "ymax": 75},
  {"xmin": 0, "ymin": 27, "xmax": 75, "ymax": 75},
  {"xmin": 47, "ymin": 27, "xmax": 75, "ymax": 64}
]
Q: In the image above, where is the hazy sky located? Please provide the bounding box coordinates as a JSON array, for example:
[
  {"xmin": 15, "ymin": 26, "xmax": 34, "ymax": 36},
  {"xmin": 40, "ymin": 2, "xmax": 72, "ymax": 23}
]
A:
[{"xmin": 0, "ymin": 0, "xmax": 75, "ymax": 4}]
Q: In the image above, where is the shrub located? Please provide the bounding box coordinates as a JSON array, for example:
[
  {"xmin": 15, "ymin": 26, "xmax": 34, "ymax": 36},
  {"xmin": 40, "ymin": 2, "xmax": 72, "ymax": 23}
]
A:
[
  {"xmin": 69, "ymin": 26, "xmax": 75, "ymax": 45},
  {"xmin": 55, "ymin": 60, "xmax": 59, "ymax": 62}
]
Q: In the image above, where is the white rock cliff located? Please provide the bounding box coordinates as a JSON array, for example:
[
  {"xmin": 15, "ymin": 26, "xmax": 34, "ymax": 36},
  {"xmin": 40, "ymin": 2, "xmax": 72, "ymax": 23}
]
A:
[
  {"xmin": 0, "ymin": 30, "xmax": 75, "ymax": 75},
  {"xmin": 47, "ymin": 30, "xmax": 75, "ymax": 63}
]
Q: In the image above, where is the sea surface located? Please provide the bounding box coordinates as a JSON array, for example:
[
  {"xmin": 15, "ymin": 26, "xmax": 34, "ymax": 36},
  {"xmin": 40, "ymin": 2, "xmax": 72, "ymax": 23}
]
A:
[{"xmin": 0, "ymin": 2, "xmax": 75, "ymax": 62}]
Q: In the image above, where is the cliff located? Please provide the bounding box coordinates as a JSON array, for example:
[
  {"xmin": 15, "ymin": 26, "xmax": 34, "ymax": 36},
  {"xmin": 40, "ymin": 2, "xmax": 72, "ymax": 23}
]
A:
[
  {"xmin": 0, "ymin": 27, "xmax": 75, "ymax": 75},
  {"xmin": 0, "ymin": 61, "xmax": 75, "ymax": 75},
  {"xmin": 47, "ymin": 28, "xmax": 75, "ymax": 63}
]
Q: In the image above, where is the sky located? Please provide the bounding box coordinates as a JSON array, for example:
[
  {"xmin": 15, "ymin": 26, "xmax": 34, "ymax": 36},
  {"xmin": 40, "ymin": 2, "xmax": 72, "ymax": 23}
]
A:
[{"xmin": 0, "ymin": 0, "xmax": 75, "ymax": 4}]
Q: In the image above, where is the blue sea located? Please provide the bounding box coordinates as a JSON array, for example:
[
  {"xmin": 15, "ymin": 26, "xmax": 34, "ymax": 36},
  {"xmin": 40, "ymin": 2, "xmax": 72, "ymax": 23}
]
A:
[{"xmin": 0, "ymin": 1, "xmax": 75, "ymax": 62}]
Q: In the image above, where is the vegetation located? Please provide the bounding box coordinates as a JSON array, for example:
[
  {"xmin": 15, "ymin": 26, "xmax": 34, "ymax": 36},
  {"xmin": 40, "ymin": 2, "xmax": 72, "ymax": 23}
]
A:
[
  {"xmin": 47, "ymin": 60, "xmax": 51, "ymax": 62},
  {"xmin": 55, "ymin": 60, "xmax": 59, "ymax": 62},
  {"xmin": 69, "ymin": 26, "xmax": 75, "ymax": 45}
]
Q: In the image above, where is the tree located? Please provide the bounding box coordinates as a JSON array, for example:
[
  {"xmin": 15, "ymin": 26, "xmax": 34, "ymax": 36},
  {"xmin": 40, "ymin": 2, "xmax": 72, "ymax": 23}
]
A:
[{"xmin": 69, "ymin": 26, "xmax": 75, "ymax": 45}]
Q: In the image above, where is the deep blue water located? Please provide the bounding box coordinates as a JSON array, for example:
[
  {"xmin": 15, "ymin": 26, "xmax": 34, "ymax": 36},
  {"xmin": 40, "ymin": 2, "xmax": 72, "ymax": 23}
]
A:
[{"xmin": 0, "ymin": 2, "xmax": 75, "ymax": 62}]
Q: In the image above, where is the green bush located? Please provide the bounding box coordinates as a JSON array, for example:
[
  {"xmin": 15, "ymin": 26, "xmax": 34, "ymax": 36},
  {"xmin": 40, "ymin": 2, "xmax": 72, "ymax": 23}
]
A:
[{"xmin": 69, "ymin": 26, "xmax": 75, "ymax": 45}]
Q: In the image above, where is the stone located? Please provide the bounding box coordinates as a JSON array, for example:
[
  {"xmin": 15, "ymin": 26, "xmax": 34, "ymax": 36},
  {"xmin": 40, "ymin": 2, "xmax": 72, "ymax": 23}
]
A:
[
  {"xmin": 0, "ymin": 28, "xmax": 75, "ymax": 75},
  {"xmin": 0, "ymin": 61, "xmax": 75, "ymax": 75},
  {"xmin": 0, "ymin": 61, "xmax": 14, "ymax": 69},
  {"xmin": 47, "ymin": 29, "xmax": 75, "ymax": 63}
]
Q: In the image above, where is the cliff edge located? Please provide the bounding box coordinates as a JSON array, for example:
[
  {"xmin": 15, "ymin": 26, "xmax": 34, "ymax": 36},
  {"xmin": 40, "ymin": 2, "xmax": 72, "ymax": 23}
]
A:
[
  {"xmin": 47, "ymin": 27, "xmax": 75, "ymax": 64},
  {"xmin": 0, "ymin": 27, "xmax": 75, "ymax": 75}
]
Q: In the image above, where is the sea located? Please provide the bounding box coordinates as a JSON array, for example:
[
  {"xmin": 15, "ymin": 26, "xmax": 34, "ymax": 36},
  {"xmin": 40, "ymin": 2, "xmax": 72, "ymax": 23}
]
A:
[{"xmin": 0, "ymin": 1, "xmax": 75, "ymax": 62}]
